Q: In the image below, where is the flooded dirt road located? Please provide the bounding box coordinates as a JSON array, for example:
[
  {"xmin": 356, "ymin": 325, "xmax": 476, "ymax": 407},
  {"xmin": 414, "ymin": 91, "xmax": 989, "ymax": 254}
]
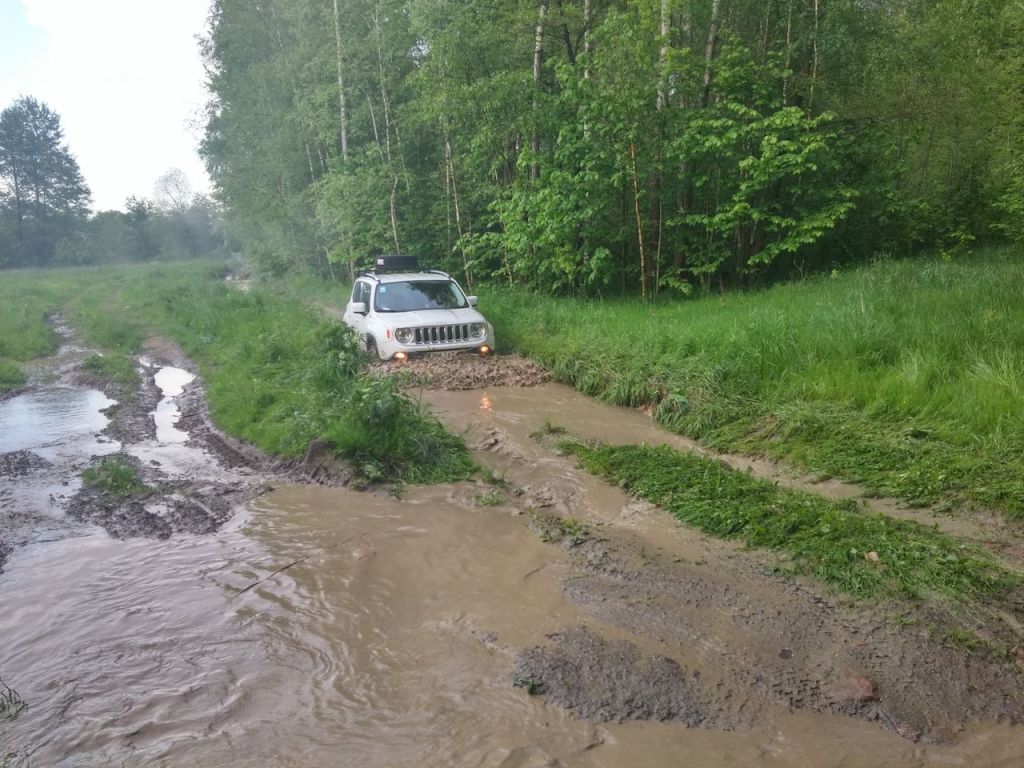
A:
[{"xmin": 2, "ymin": 345, "xmax": 1024, "ymax": 766}]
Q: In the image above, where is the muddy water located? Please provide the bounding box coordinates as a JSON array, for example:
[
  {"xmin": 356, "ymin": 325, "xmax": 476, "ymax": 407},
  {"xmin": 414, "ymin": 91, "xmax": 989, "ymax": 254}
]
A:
[
  {"xmin": 3, "ymin": 483, "xmax": 1021, "ymax": 766},
  {"xmin": 151, "ymin": 366, "xmax": 195, "ymax": 444},
  {"xmin": 0, "ymin": 386, "xmax": 118, "ymax": 549},
  {"xmin": 3, "ymin": 380, "xmax": 1024, "ymax": 765}
]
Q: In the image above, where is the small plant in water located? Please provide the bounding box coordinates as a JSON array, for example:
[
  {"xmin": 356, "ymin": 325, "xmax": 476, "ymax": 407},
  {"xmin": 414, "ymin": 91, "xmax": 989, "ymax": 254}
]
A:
[
  {"xmin": 529, "ymin": 420, "xmax": 568, "ymax": 440},
  {"xmin": 0, "ymin": 678, "xmax": 26, "ymax": 720},
  {"xmin": 473, "ymin": 489, "xmax": 506, "ymax": 507},
  {"xmin": 82, "ymin": 456, "xmax": 147, "ymax": 496},
  {"xmin": 512, "ymin": 675, "xmax": 542, "ymax": 695}
]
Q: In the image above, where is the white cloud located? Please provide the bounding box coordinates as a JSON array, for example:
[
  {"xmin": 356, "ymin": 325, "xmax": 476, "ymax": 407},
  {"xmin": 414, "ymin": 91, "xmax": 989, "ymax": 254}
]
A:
[{"xmin": 11, "ymin": 0, "xmax": 212, "ymax": 211}]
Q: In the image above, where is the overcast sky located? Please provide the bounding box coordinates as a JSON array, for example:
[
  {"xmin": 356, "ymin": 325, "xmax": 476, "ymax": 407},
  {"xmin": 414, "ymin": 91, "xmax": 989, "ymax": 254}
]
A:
[{"xmin": 0, "ymin": 0, "xmax": 212, "ymax": 212}]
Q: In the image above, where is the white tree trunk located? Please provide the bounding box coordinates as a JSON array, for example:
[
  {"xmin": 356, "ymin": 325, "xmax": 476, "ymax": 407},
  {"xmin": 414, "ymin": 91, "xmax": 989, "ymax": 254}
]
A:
[{"xmin": 332, "ymin": 0, "xmax": 349, "ymax": 161}]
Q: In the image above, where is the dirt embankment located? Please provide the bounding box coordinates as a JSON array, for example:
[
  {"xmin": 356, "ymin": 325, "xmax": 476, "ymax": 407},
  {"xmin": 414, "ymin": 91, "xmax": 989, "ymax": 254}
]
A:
[
  {"xmin": 373, "ymin": 351, "xmax": 551, "ymax": 390},
  {"xmin": 6, "ymin": 320, "xmax": 1024, "ymax": 749},
  {"xmin": 457, "ymin": 413, "xmax": 1024, "ymax": 744}
]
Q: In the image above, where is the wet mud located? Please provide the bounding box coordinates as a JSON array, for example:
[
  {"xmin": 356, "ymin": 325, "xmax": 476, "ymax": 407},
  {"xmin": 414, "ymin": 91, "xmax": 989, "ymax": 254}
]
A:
[
  {"xmin": 375, "ymin": 350, "xmax": 551, "ymax": 390},
  {"xmin": 4, "ymin": 326, "xmax": 1024, "ymax": 765},
  {"xmin": 514, "ymin": 626, "xmax": 710, "ymax": 726},
  {"xmin": 425, "ymin": 384, "xmax": 1024, "ymax": 745}
]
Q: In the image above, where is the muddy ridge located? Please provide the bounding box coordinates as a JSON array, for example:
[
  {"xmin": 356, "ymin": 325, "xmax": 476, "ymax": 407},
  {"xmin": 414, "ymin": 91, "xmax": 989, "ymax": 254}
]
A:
[
  {"xmin": 373, "ymin": 350, "xmax": 551, "ymax": 390},
  {"xmin": 432, "ymin": 392, "xmax": 1024, "ymax": 745}
]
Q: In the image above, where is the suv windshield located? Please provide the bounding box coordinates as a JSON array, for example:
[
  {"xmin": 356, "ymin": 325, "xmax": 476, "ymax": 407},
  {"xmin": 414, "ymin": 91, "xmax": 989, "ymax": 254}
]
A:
[{"xmin": 374, "ymin": 280, "xmax": 468, "ymax": 312}]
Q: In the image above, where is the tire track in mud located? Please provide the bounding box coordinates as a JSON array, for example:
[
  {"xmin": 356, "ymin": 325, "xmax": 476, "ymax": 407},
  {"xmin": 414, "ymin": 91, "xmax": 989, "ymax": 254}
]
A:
[{"xmin": 425, "ymin": 398, "xmax": 1024, "ymax": 744}]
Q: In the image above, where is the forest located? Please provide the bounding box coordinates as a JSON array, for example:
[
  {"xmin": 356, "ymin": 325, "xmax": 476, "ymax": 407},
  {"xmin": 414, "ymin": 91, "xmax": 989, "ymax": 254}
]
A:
[
  {"xmin": 0, "ymin": 98, "xmax": 223, "ymax": 269},
  {"xmin": 200, "ymin": 0, "xmax": 1023, "ymax": 295}
]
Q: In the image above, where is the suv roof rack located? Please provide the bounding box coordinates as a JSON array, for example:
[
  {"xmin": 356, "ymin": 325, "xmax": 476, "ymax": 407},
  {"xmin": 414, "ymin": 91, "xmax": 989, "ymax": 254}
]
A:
[{"xmin": 372, "ymin": 254, "xmax": 418, "ymax": 273}]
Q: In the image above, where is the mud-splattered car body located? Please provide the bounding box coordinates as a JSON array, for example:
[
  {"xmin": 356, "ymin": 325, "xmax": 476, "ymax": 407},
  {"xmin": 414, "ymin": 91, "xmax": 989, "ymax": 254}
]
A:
[{"xmin": 342, "ymin": 266, "xmax": 495, "ymax": 361}]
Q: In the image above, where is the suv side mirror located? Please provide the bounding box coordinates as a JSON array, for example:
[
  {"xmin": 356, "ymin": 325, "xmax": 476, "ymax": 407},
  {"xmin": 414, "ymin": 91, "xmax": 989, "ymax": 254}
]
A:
[
  {"xmin": 466, "ymin": 296, "xmax": 478, "ymax": 307},
  {"xmin": 351, "ymin": 301, "xmax": 368, "ymax": 314}
]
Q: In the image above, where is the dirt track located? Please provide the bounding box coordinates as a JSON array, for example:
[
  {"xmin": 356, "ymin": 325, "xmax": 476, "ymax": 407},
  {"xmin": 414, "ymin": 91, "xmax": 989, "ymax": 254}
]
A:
[{"xmin": 3, "ymin": 327, "xmax": 1024, "ymax": 755}]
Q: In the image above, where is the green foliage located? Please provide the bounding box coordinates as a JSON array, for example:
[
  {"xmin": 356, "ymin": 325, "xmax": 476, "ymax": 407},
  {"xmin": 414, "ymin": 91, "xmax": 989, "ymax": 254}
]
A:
[
  {"xmin": 485, "ymin": 248, "xmax": 1024, "ymax": 515},
  {"xmin": 198, "ymin": 0, "xmax": 1024, "ymax": 290},
  {"xmin": 81, "ymin": 353, "xmax": 137, "ymax": 389},
  {"xmin": 565, "ymin": 440, "xmax": 1017, "ymax": 602},
  {"xmin": 0, "ymin": 96, "xmax": 91, "ymax": 268},
  {"xmin": 82, "ymin": 457, "xmax": 148, "ymax": 496}
]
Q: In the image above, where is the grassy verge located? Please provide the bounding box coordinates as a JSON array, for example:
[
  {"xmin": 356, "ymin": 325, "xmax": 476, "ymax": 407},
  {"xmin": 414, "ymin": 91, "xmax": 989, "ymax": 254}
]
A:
[
  {"xmin": 564, "ymin": 440, "xmax": 1017, "ymax": 603},
  {"xmin": 62, "ymin": 262, "xmax": 473, "ymax": 483},
  {"xmin": 0, "ymin": 261, "xmax": 473, "ymax": 483},
  {"xmin": 482, "ymin": 248, "xmax": 1024, "ymax": 516},
  {"xmin": 0, "ymin": 270, "xmax": 83, "ymax": 394}
]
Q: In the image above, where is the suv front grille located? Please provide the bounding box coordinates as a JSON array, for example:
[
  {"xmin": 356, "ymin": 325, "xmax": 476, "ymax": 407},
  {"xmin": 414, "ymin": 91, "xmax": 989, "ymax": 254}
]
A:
[{"xmin": 413, "ymin": 325, "xmax": 473, "ymax": 345}]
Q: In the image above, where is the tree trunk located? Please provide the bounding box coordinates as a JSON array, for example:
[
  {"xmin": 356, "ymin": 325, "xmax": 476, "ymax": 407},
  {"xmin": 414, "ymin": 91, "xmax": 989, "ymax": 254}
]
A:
[
  {"xmin": 657, "ymin": 0, "xmax": 671, "ymax": 111},
  {"xmin": 701, "ymin": 0, "xmax": 722, "ymax": 108},
  {"xmin": 583, "ymin": 0, "xmax": 592, "ymax": 79},
  {"xmin": 331, "ymin": 0, "xmax": 350, "ymax": 161},
  {"xmin": 532, "ymin": 0, "xmax": 548, "ymax": 181},
  {"xmin": 629, "ymin": 142, "xmax": 648, "ymax": 301},
  {"xmin": 783, "ymin": 0, "xmax": 794, "ymax": 106},
  {"xmin": 808, "ymin": 0, "xmax": 821, "ymax": 116},
  {"xmin": 444, "ymin": 131, "xmax": 472, "ymax": 288}
]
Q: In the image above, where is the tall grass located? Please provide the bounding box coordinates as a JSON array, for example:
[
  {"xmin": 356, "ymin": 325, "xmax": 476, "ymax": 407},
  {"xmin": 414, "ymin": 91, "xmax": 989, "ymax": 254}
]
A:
[
  {"xmin": 566, "ymin": 440, "xmax": 1017, "ymax": 602},
  {"xmin": 68, "ymin": 262, "xmax": 474, "ymax": 482},
  {"xmin": 482, "ymin": 249, "xmax": 1024, "ymax": 515},
  {"xmin": 1, "ymin": 262, "xmax": 474, "ymax": 483}
]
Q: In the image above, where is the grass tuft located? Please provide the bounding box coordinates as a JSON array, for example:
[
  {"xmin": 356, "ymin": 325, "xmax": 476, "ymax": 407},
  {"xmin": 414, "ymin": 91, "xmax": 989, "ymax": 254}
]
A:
[
  {"xmin": 563, "ymin": 440, "xmax": 1018, "ymax": 602},
  {"xmin": 82, "ymin": 353, "xmax": 138, "ymax": 389},
  {"xmin": 81, "ymin": 456, "xmax": 148, "ymax": 496}
]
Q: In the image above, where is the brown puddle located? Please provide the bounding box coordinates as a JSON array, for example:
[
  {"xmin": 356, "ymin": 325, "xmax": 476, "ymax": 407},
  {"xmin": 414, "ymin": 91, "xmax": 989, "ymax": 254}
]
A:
[
  {"xmin": 4, "ymin": 483, "xmax": 1021, "ymax": 767},
  {"xmin": 2, "ymin": 372, "xmax": 1024, "ymax": 766}
]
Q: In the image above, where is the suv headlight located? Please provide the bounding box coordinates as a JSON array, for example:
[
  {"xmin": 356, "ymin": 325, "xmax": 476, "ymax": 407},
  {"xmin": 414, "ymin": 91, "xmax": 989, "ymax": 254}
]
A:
[
  {"xmin": 469, "ymin": 322, "xmax": 485, "ymax": 339},
  {"xmin": 395, "ymin": 327, "xmax": 413, "ymax": 343}
]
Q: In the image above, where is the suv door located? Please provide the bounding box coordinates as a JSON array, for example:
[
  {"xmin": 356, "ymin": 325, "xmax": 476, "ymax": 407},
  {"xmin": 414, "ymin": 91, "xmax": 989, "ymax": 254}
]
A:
[{"xmin": 343, "ymin": 280, "xmax": 371, "ymax": 344}]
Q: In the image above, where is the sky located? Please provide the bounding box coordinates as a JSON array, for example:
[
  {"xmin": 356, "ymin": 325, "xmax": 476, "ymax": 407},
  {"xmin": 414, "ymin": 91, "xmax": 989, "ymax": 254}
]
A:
[{"xmin": 0, "ymin": 0, "xmax": 212, "ymax": 212}]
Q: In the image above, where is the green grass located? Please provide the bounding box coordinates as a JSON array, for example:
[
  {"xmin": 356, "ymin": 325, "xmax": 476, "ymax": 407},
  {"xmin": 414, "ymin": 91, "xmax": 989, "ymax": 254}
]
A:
[
  {"xmin": 0, "ymin": 265, "xmax": 146, "ymax": 394},
  {"xmin": 0, "ymin": 269, "xmax": 75, "ymax": 393},
  {"xmin": 0, "ymin": 360, "xmax": 25, "ymax": 392},
  {"xmin": 81, "ymin": 353, "xmax": 138, "ymax": 389},
  {"xmin": 65, "ymin": 262, "xmax": 474, "ymax": 483},
  {"xmin": 564, "ymin": 440, "xmax": 1018, "ymax": 602},
  {"xmin": 0, "ymin": 261, "xmax": 474, "ymax": 483},
  {"xmin": 81, "ymin": 456, "xmax": 148, "ymax": 496},
  {"xmin": 481, "ymin": 248, "xmax": 1024, "ymax": 516}
]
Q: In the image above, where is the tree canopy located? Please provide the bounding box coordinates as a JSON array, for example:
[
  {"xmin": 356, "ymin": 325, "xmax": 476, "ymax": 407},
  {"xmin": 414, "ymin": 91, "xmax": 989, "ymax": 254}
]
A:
[
  {"xmin": 189, "ymin": 0, "xmax": 1021, "ymax": 292},
  {"xmin": 0, "ymin": 94, "xmax": 225, "ymax": 269},
  {"xmin": 0, "ymin": 96, "xmax": 91, "ymax": 267}
]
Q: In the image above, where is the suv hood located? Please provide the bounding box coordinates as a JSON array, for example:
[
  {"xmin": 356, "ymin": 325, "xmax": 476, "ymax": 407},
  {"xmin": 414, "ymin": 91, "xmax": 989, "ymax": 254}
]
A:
[{"xmin": 380, "ymin": 307, "xmax": 487, "ymax": 327}]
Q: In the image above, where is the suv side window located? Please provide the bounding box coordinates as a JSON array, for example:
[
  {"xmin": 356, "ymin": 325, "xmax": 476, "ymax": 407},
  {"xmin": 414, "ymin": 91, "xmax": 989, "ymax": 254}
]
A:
[{"xmin": 352, "ymin": 281, "xmax": 371, "ymax": 306}]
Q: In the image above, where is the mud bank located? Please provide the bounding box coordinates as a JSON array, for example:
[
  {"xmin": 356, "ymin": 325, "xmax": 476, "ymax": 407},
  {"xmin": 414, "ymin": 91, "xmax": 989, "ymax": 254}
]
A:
[
  {"xmin": 426, "ymin": 385, "xmax": 1024, "ymax": 745},
  {"xmin": 374, "ymin": 350, "xmax": 551, "ymax": 390},
  {"xmin": 5, "ymin": 319, "xmax": 1024, "ymax": 765}
]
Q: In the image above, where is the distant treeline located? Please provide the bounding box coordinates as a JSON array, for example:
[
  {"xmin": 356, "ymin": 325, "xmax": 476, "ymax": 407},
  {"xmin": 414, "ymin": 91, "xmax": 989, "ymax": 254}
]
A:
[
  {"xmin": 0, "ymin": 97, "xmax": 224, "ymax": 269},
  {"xmin": 201, "ymin": 0, "xmax": 1023, "ymax": 295}
]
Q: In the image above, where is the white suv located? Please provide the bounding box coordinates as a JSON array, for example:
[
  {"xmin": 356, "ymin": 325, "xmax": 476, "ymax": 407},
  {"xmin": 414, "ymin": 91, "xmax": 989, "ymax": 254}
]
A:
[{"xmin": 342, "ymin": 264, "xmax": 495, "ymax": 361}]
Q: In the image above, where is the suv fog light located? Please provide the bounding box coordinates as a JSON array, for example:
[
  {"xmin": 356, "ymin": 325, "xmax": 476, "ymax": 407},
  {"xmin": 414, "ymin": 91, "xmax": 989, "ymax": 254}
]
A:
[
  {"xmin": 394, "ymin": 351, "xmax": 408, "ymax": 362},
  {"xmin": 479, "ymin": 345, "xmax": 491, "ymax": 356}
]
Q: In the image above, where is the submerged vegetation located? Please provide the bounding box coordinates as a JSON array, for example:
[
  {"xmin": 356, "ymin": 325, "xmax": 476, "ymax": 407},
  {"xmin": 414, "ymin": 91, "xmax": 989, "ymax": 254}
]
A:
[
  {"xmin": 563, "ymin": 440, "xmax": 1018, "ymax": 603},
  {"xmin": 81, "ymin": 457, "xmax": 148, "ymax": 497},
  {"xmin": 486, "ymin": 249, "xmax": 1024, "ymax": 516}
]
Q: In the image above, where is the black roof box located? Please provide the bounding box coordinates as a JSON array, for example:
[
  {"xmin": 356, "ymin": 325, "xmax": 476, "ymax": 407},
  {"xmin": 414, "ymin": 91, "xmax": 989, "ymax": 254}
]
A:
[{"xmin": 373, "ymin": 254, "xmax": 418, "ymax": 272}]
